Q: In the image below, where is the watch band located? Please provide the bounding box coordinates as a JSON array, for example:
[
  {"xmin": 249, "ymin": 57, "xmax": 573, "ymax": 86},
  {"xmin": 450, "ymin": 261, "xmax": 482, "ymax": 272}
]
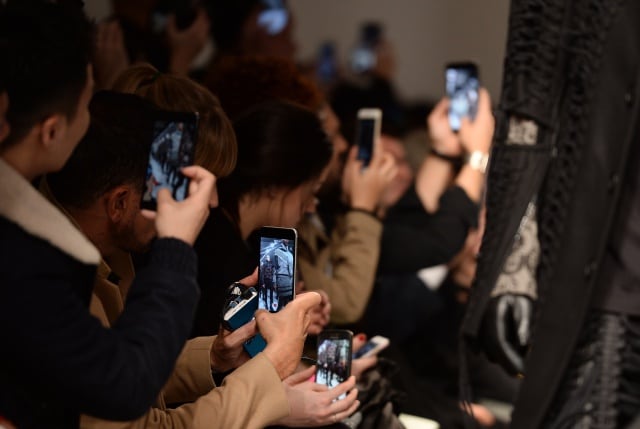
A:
[{"xmin": 465, "ymin": 150, "xmax": 490, "ymax": 174}]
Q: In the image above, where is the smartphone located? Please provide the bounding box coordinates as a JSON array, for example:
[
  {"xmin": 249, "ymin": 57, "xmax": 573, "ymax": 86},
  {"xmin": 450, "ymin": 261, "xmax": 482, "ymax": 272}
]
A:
[
  {"xmin": 257, "ymin": 0, "xmax": 289, "ymax": 35},
  {"xmin": 445, "ymin": 62, "xmax": 479, "ymax": 132},
  {"xmin": 353, "ymin": 335, "xmax": 390, "ymax": 359},
  {"xmin": 221, "ymin": 285, "xmax": 267, "ymax": 358},
  {"xmin": 317, "ymin": 41, "xmax": 338, "ymax": 85},
  {"xmin": 316, "ymin": 329, "xmax": 353, "ymax": 400},
  {"xmin": 350, "ymin": 22, "xmax": 381, "ymax": 74},
  {"xmin": 141, "ymin": 111, "xmax": 199, "ymax": 210},
  {"xmin": 257, "ymin": 226, "xmax": 297, "ymax": 313},
  {"xmin": 355, "ymin": 108, "xmax": 382, "ymax": 168}
]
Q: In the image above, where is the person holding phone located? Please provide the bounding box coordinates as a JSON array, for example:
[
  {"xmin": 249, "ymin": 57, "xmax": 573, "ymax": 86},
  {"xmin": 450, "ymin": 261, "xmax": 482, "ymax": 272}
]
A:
[{"xmin": 0, "ymin": 4, "xmax": 217, "ymax": 427}]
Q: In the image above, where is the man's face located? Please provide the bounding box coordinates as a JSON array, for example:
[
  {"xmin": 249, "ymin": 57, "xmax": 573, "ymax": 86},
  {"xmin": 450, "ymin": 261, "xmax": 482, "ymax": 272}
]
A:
[{"xmin": 111, "ymin": 188, "xmax": 157, "ymax": 254}]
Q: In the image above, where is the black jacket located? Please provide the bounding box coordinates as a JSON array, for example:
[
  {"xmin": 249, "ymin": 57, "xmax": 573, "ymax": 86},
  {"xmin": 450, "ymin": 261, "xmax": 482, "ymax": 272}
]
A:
[
  {"xmin": 0, "ymin": 160, "xmax": 200, "ymax": 428},
  {"xmin": 463, "ymin": 1, "xmax": 640, "ymax": 427}
]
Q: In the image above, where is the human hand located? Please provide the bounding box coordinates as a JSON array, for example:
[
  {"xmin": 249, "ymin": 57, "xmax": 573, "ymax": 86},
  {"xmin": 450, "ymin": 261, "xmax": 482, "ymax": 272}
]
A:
[
  {"xmin": 166, "ymin": 8, "xmax": 210, "ymax": 75},
  {"xmin": 427, "ymin": 97, "xmax": 463, "ymax": 156},
  {"xmin": 141, "ymin": 166, "xmax": 217, "ymax": 246},
  {"xmin": 94, "ymin": 20, "xmax": 130, "ymax": 90},
  {"xmin": 306, "ymin": 290, "xmax": 331, "ymax": 336},
  {"xmin": 275, "ymin": 365, "xmax": 360, "ymax": 427},
  {"xmin": 210, "ymin": 270, "xmax": 259, "ymax": 372},
  {"xmin": 480, "ymin": 294, "xmax": 533, "ymax": 376},
  {"xmin": 459, "ymin": 88, "xmax": 494, "ymax": 154},
  {"xmin": 258, "ymin": 292, "xmax": 322, "ymax": 379},
  {"xmin": 343, "ymin": 145, "xmax": 398, "ymax": 212},
  {"xmin": 351, "ymin": 334, "xmax": 377, "ymax": 379}
]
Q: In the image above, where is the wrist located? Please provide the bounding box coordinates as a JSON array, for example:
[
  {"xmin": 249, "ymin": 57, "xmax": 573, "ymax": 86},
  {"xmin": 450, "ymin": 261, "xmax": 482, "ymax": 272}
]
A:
[
  {"xmin": 464, "ymin": 150, "xmax": 490, "ymax": 174},
  {"xmin": 429, "ymin": 148, "xmax": 464, "ymax": 167}
]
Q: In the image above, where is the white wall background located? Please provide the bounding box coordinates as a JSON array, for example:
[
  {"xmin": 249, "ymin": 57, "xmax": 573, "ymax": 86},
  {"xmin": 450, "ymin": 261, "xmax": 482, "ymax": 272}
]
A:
[
  {"xmin": 84, "ymin": 0, "xmax": 511, "ymax": 103},
  {"xmin": 290, "ymin": 0, "xmax": 511, "ymax": 104}
]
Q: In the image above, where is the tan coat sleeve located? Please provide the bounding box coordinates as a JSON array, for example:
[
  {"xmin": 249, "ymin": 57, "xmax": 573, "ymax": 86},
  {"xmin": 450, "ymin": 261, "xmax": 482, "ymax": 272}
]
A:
[
  {"xmin": 298, "ymin": 211, "xmax": 382, "ymax": 324},
  {"xmin": 162, "ymin": 336, "xmax": 216, "ymax": 404},
  {"xmin": 80, "ymin": 353, "xmax": 290, "ymax": 429}
]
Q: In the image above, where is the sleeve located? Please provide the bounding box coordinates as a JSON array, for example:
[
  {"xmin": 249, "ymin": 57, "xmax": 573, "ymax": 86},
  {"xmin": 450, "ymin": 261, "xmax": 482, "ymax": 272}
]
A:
[
  {"xmin": 162, "ymin": 336, "xmax": 216, "ymax": 404},
  {"xmin": 298, "ymin": 210, "xmax": 383, "ymax": 324},
  {"xmin": 0, "ymin": 237, "xmax": 200, "ymax": 420},
  {"xmin": 378, "ymin": 186, "xmax": 479, "ymax": 274},
  {"xmin": 79, "ymin": 353, "xmax": 289, "ymax": 429}
]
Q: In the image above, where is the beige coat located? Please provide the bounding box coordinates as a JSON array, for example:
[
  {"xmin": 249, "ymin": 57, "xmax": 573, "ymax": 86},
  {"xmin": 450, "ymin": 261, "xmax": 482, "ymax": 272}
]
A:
[
  {"xmin": 39, "ymin": 182, "xmax": 290, "ymax": 429},
  {"xmin": 297, "ymin": 210, "xmax": 382, "ymax": 325}
]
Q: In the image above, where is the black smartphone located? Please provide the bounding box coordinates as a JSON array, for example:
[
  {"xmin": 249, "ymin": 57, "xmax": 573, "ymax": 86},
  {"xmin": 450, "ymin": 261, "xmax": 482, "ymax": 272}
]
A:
[
  {"xmin": 257, "ymin": 226, "xmax": 297, "ymax": 313},
  {"xmin": 445, "ymin": 62, "xmax": 479, "ymax": 132},
  {"xmin": 141, "ymin": 111, "xmax": 199, "ymax": 210},
  {"xmin": 316, "ymin": 329, "xmax": 353, "ymax": 400},
  {"xmin": 355, "ymin": 108, "xmax": 382, "ymax": 168},
  {"xmin": 352, "ymin": 335, "xmax": 389, "ymax": 359},
  {"xmin": 317, "ymin": 41, "xmax": 338, "ymax": 85},
  {"xmin": 350, "ymin": 22, "xmax": 382, "ymax": 74}
]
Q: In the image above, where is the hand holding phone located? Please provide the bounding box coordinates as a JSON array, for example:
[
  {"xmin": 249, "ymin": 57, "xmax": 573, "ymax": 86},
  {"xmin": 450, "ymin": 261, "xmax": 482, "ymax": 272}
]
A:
[
  {"xmin": 355, "ymin": 108, "xmax": 382, "ymax": 168},
  {"xmin": 445, "ymin": 62, "xmax": 479, "ymax": 132},
  {"xmin": 316, "ymin": 329, "xmax": 353, "ymax": 400},
  {"xmin": 353, "ymin": 335, "xmax": 389, "ymax": 359}
]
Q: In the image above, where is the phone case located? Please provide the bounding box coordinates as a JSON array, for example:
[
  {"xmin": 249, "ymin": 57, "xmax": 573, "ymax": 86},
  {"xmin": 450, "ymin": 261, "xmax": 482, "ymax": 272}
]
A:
[{"xmin": 316, "ymin": 329, "xmax": 353, "ymax": 398}]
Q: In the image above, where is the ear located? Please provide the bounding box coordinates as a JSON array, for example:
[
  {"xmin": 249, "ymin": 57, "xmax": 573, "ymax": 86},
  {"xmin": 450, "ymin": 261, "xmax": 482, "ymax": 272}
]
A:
[
  {"xmin": 105, "ymin": 186, "xmax": 132, "ymax": 223},
  {"xmin": 39, "ymin": 114, "xmax": 67, "ymax": 149}
]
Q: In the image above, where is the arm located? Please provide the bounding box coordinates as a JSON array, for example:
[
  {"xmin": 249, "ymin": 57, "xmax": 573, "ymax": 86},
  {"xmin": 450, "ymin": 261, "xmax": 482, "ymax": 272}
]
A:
[
  {"xmin": 298, "ymin": 211, "xmax": 383, "ymax": 325},
  {"xmin": 80, "ymin": 354, "xmax": 289, "ymax": 429}
]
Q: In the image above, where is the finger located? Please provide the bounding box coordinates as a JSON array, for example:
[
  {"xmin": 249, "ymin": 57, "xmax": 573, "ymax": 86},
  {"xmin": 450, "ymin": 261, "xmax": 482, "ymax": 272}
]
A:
[
  {"xmin": 156, "ymin": 187, "xmax": 174, "ymax": 206},
  {"xmin": 285, "ymin": 365, "xmax": 316, "ymax": 385},
  {"xmin": 209, "ymin": 184, "xmax": 219, "ymax": 208},
  {"xmin": 335, "ymin": 399, "xmax": 360, "ymax": 422},
  {"xmin": 112, "ymin": 21, "xmax": 124, "ymax": 46},
  {"xmin": 428, "ymin": 97, "xmax": 450, "ymax": 123},
  {"xmin": 352, "ymin": 333, "xmax": 367, "ymax": 351},
  {"xmin": 331, "ymin": 388, "xmax": 359, "ymax": 413},
  {"xmin": 227, "ymin": 319, "xmax": 258, "ymax": 344},
  {"xmin": 329, "ymin": 375, "xmax": 356, "ymax": 398},
  {"xmin": 166, "ymin": 13, "xmax": 177, "ymax": 35},
  {"xmin": 238, "ymin": 268, "xmax": 259, "ymax": 286},
  {"xmin": 287, "ymin": 291, "xmax": 322, "ymax": 313},
  {"xmin": 140, "ymin": 209, "xmax": 157, "ymax": 220}
]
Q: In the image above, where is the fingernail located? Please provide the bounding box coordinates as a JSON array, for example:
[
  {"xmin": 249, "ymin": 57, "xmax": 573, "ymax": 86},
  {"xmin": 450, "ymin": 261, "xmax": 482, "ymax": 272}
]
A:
[{"xmin": 357, "ymin": 334, "xmax": 366, "ymax": 341}]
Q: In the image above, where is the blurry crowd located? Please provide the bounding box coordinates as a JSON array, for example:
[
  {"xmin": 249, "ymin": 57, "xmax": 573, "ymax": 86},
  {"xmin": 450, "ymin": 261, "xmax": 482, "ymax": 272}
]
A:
[{"xmin": 0, "ymin": 1, "xmax": 517, "ymax": 428}]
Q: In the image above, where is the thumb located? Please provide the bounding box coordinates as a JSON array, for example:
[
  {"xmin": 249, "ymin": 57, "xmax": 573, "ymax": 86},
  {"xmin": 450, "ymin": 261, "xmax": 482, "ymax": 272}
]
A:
[
  {"xmin": 156, "ymin": 187, "xmax": 174, "ymax": 207},
  {"xmin": 287, "ymin": 291, "xmax": 322, "ymax": 313}
]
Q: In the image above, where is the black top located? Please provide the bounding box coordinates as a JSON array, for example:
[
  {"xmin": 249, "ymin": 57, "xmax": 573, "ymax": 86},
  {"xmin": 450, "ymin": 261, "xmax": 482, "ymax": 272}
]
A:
[
  {"xmin": 191, "ymin": 208, "xmax": 257, "ymax": 337},
  {"xmin": 378, "ymin": 184, "xmax": 479, "ymax": 274},
  {"xmin": 0, "ymin": 220, "xmax": 199, "ymax": 428}
]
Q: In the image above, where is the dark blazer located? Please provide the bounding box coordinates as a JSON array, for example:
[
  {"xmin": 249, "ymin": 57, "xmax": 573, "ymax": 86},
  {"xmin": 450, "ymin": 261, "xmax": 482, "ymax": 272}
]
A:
[
  {"xmin": 463, "ymin": 2, "xmax": 640, "ymax": 427},
  {"xmin": 0, "ymin": 160, "xmax": 200, "ymax": 428}
]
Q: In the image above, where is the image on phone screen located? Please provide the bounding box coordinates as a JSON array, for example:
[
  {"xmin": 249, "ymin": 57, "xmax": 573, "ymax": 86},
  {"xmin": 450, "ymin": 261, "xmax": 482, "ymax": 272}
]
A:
[
  {"xmin": 355, "ymin": 118, "xmax": 376, "ymax": 167},
  {"xmin": 257, "ymin": 0, "xmax": 289, "ymax": 35},
  {"xmin": 316, "ymin": 333, "xmax": 352, "ymax": 400},
  {"xmin": 142, "ymin": 113, "xmax": 198, "ymax": 209},
  {"xmin": 446, "ymin": 64, "xmax": 479, "ymax": 132},
  {"xmin": 258, "ymin": 236, "xmax": 295, "ymax": 312}
]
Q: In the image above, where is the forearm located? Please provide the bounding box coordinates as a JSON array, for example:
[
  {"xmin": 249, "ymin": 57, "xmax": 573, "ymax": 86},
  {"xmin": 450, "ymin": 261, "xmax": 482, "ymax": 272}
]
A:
[
  {"xmin": 162, "ymin": 336, "xmax": 216, "ymax": 405},
  {"xmin": 299, "ymin": 211, "xmax": 382, "ymax": 324},
  {"xmin": 415, "ymin": 154, "xmax": 456, "ymax": 213}
]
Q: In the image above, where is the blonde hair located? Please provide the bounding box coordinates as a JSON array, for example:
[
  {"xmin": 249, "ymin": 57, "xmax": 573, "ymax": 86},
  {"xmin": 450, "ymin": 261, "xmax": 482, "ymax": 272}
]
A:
[{"xmin": 112, "ymin": 63, "xmax": 237, "ymax": 177}]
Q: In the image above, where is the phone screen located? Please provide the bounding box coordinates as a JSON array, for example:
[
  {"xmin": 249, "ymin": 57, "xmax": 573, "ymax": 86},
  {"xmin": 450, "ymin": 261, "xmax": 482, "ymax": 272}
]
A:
[
  {"xmin": 353, "ymin": 340, "xmax": 377, "ymax": 359},
  {"xmin": 258, "ymin": 233, "xmax": 296, "ymax": 312},
  {"xmin": 142, "ymin": 113, "xmax": 198, "ymax": 209},
  {"xmin": 257, "ymin": 0, "xmax": 289, "ymax": 35},
  {"xmin": 446, "ymin": 63, "xmax": 479, "ymax": 132},
  {"xmin": 355, "ymin": 118, "xmax": 376, "ymax": 167},
  {"xmin": 316, "ymin": 332, "xmax": 352, "ymax": 400}
]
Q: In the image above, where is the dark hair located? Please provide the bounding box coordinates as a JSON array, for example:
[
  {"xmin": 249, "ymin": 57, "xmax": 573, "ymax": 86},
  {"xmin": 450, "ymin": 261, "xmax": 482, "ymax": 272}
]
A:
[
  {"xmin": 47, "ymin": 91, "xmax": 155, "ymax": 209},
  {"xmin": 206, "ymin": 0, "xmax": 260, "ymax": 54},
  {"xmin": 0, "ymin": 0, "xmax": 93, "ymax": 149},
  {"xmin": 219, "ymin": 100, "xmax": 333, "ymax": 221},
  {"xmin": 205, "ymin": 55, "xmax": 325, "ymax": 121}
]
